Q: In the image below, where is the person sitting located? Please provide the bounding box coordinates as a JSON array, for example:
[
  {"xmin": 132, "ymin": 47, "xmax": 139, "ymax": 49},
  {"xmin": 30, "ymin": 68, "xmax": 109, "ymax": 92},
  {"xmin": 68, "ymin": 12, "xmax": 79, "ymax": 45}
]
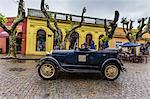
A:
[
  {"xmin": 81, "ymin": 43, "xmax": 88, "ymax": 49},
  {"xmin": 80, "ymin": 43, "xmax": 90, "ymax": 51},
  {"xmin": 85, "ymin": 33, "xmax": 96, "ymax": 49}
]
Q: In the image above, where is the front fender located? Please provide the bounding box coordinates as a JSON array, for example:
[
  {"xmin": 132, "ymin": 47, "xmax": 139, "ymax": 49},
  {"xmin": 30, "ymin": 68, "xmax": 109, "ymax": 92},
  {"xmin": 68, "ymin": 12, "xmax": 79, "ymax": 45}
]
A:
[
  {"xmin": 36, "ymin": 56, "xmax": 61, "ymax": 69},
  {"xmin": 101, "ymin": 58, "xmax": 124, "ymax": 72}
]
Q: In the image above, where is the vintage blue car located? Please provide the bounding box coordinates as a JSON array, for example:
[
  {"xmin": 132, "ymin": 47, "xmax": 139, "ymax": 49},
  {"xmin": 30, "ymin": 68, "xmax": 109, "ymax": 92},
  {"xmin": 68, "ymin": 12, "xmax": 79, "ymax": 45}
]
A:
[{"xmin": 37, "ymin": 48, "xmax": 125, "ymax": 81}]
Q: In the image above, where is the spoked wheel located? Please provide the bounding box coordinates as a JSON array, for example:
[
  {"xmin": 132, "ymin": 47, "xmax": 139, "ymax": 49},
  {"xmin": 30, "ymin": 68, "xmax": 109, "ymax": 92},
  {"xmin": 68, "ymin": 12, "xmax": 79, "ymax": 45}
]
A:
[
  {"xmin": 38, "ymin": 62, "xmax": 58, "ymax": 80},
  {"xmin": 102, "ymin": 63, "xmax": 120, "ymax": 81}
]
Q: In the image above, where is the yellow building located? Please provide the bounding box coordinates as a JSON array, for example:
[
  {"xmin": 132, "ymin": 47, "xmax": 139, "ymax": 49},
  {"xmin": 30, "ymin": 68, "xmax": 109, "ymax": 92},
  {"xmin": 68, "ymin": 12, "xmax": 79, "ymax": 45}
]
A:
[{"xmin": 26, "ymin": 9, "xmax": 150, "ymax": 55}]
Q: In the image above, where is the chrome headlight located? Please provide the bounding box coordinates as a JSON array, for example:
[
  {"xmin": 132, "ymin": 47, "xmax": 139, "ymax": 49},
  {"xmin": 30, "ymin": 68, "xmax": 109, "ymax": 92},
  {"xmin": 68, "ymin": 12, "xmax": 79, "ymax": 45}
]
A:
[{"xmin": 46, "ymin": 50, "xmax": 53, "ymax": 56}]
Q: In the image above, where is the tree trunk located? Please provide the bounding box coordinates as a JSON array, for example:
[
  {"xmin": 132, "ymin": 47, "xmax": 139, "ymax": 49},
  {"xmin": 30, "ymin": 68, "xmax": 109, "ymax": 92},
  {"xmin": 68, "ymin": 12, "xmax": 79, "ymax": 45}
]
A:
[
  {"xmin": 0, "ymin": 0, "xmax": 25, "ymax": 58},
  {"xmin": 61, "ymin": 30, "xmax": 72, "ymax": 50},
  {"xmin": 60, "ymin": 38, "xmax": 68, "ymax": 50},
  {"xmin": 8, "ymin": 32, "xmax": 16, "ymax": 58},
  {"xmin": 60, "ymin": 42, "xmax": 67, "ymax": 50}
]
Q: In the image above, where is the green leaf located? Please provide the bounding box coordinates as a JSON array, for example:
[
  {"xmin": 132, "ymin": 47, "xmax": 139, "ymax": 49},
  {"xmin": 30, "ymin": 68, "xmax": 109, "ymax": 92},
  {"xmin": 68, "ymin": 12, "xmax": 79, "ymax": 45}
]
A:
[
  {"xmin": 0, "ymin": 13, "xmax": 7, "ymax": 23},
  {"xmin": 101, "ymin": 35, "xmax": 109, "ymax": 42}
]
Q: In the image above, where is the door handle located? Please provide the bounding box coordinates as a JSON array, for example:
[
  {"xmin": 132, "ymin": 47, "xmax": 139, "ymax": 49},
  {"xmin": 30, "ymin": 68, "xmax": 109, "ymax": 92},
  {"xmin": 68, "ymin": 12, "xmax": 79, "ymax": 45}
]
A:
[{"xmin": 86, "ymin": 54, "xmax": 89, "ymax": 56}]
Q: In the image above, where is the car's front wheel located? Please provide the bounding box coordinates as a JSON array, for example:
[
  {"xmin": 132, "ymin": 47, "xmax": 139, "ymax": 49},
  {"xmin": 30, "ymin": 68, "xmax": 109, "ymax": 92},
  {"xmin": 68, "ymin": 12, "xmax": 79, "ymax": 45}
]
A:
[
  {"xmin": 38, "ymin": 61, "xmax": 58, "ymax": 80},
  {"xmin": 102, "ymin": 63, "xmax": 120, "ymax": 81}
]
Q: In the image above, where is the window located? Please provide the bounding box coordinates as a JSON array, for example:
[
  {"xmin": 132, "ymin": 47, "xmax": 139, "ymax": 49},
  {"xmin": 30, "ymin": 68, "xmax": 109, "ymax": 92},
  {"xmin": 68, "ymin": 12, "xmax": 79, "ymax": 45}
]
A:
[
  {"xmin": 72, "ymin": 16, "xmax": 81, "ymax": 22},
  {"xmin": 16, "ymin": 32, "xmax": 22, "ymax": 53},
  {"xmin": 84, "ymin": 18, "xmax": 95, "ymax": 24},
  {"xmin": 36, "ymin": 30, "xmax": 46, "ymax": 51},
  {"xmin": 56, "ymin": 14, "xmax": 66, "ymax": 20},
  {"xmin": 69, "ymin": 31, "xmax": 79, "ymax": 49}
]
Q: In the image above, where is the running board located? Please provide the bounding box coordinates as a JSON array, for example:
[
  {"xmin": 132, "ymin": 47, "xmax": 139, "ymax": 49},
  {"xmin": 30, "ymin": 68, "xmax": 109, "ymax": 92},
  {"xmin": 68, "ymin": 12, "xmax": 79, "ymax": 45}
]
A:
[
  {"xmin": 62, "ymin": 68, "xmax": 101, "ymax": 73},
  {"xmin": 62, "ymin": 64, "xmax": 99, "ymax": 69}
]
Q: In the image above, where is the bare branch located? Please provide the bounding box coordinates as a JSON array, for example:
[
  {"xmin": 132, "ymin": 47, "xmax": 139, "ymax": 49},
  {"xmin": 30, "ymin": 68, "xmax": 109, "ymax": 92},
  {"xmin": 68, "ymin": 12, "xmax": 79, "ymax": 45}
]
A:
[
  {"xmin": 121, "ymin": 17, "xmax": 133, "ymax": 41},
  {"xmin": 0, "ymin": 22, "xmax": 10, "ymax": 33},
  {"xmin": 122, "ymin": 23, "xmax": 128, "ymax": 34},
  {"xmin": 54, "ymin": 17, "xmax": 63, "ymax": 42},
  {"xmin": 139, "ymin": 18, "xmax": 146, "ymax": 32},
  {"xmin": 11, "ymin": 0, "xmax": 25, "ymax": 32},
  {"xmin": 54, "ymin": 17, "xmax": 59, "ymax": 30},
  {"xmin": 104, "ymin": 19, "xmax": 109, "ymax": 36},
  {"xmin": 41, "ymin": 0, "xmax": 56, "ymax": 33},
  {"xmin": 138, "ymin": 17, "xmax": 150, "ymax": 38},
  {"xmin": 110, "ymin": 10, "xmax": 119, "ymax": 26},
  {"xmin": 138, "ymin": 31, "xmax": 147, "ymax": 39},
  {"xmin": 126, "ymin": 22, "xmax": 129, "ymax": 31},
  {"xmin": 0, "ymin": 0, "xmax": 25, "ymax": 34},
  {"xmin": 136, "ymin": 18, "xmax": 146, "ymax": 40},
  {"xmin": 109, "ymin": 24, "xmax": 117, "ymax": 38},
  {"xmin": 11, "ymin": 17, "xmax": 24, "ymax": 33},
  {"xmin": 104, "ymin": 10, "xmax": 119, "ymax": 39},
  {"xmin": 129, "ymin": 19, "xmax": 134, "ymax": 30},
  {"xmin": 126, "ymin": 32, "xmax": 132, "ymax": 42},
  {"xmin": 121, "ymin": 17, "xmax": 129, "ymax": 30},
  {"xmin": 143, "ymin": 17, "xmax": 150, "ymax": 33},
  {"xmin": 121, "ymin": 18, "xmax": 128, "ymax": 34},
  {"xmin": 69, "ymin": 7, "xmax": 86, "ymax": 33},
  {"xmin": 18, "ymin": 0, "xmax": 25, "ymax": 17}
]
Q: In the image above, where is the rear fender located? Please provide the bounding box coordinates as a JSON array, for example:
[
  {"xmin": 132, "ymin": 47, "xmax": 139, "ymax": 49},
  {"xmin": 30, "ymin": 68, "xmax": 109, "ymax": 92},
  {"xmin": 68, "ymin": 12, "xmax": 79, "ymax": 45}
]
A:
[{"xmin": 101, "ymin": 58, "xmax": 124, "ymax": 72}]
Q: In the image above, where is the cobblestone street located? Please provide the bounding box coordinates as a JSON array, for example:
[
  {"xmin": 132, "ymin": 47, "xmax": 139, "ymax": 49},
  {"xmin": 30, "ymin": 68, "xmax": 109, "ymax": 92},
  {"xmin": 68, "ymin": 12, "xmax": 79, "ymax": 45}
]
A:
[{"xmin": 0, "ymin": 59, "xmax": 150, "ymax": 99}]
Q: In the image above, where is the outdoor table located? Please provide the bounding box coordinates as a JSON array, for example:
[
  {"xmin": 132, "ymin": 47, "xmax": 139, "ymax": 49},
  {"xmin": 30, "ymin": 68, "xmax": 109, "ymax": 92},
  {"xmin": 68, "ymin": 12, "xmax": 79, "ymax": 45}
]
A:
[
  {"xmin": 129, "ymin": 55, "xmax": 144, "ymax": 63},
  {"xmin": 141, "ymin": 55, "xmax": 148, "ymax": 63},
  {"xmin": 136, "ymin": 55, "xmax": 143, "ymax": 63}
]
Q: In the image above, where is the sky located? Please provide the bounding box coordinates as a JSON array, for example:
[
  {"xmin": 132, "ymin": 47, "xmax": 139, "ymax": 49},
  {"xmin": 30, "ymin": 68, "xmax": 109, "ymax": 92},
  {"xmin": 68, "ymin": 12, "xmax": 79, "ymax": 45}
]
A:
[{"xmin": 0, "ymin": 0, "xmax": 150, "ymax": 27}]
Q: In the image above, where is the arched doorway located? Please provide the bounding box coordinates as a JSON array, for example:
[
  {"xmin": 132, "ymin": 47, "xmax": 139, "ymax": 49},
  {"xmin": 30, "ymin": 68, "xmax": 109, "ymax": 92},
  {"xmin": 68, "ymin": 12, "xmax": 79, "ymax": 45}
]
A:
[
  {"xmin": 36, "ymin": 30, "xmax": 46, "ymax": 51},
  {"xmin": 16, "ymin": 32, "xmax": 22, "ymax": 53},
  {"xmin": 69, "ymin": 31, "xmax": 79, "ymax": 49}
]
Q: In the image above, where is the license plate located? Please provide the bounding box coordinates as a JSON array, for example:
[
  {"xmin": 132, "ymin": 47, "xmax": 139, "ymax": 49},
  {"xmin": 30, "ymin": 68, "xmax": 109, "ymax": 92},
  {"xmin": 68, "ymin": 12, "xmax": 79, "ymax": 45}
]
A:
[{"xmin": 78, "ymin": 55, "xmax": 86, "ymax": 62}]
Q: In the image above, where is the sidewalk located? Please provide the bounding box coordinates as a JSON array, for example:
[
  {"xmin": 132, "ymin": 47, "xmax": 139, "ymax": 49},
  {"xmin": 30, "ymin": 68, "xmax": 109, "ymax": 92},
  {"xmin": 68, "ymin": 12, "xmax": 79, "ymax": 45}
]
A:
[{"xmin": 0, "ymin": 54, "xmax": 44, "ymax": 60}]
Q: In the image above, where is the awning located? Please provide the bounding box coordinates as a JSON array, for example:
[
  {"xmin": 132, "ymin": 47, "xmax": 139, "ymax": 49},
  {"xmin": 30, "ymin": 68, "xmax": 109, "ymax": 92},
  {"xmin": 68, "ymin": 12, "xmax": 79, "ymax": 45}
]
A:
[
  {"xmin": 121, "ymin": 42, "xmax": 141, "ymax": 47},
  {"xmin": 0, "ymin": 31, "xmax": 9, "ymax": 37}
]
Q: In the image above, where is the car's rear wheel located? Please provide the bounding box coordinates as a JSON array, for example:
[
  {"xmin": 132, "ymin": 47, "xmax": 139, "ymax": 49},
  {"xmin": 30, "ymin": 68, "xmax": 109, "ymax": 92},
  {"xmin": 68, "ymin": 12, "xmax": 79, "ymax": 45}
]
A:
[
  {"xmin": 102, "ymin": 63, "xmax": 120, "ymax": 81},
  {"xmin": 38, "ymin": 61, "xmax": 58, "ymax": 80}
]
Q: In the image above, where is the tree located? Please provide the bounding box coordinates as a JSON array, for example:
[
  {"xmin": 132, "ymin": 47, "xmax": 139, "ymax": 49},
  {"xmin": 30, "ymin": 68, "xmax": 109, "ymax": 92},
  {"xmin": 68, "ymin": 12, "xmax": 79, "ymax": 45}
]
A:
[
  {"xmin": 41, "ymin": 0, "xmax": 86, "ymax": 50},
  {"xmin": 62, "ymin": 7, "xmax": 86, "ymax": 50},
  {"xmin": 121, "ymin": 17, "xmax": 150, "ymax": 43},
  {"xmin": 99, "ymin": 11, "xmax": 119, "ymax": 49},
  {"xmin": 41, "ymin": 0, "xmax": 63, "ymax": 49},
  {"xmin": 0, "ymin": 0, "xmax": 25, "ymax": 58},
  {"xmin": 121, "ymin": 17, "xmax": 150, "ymax": 55}
]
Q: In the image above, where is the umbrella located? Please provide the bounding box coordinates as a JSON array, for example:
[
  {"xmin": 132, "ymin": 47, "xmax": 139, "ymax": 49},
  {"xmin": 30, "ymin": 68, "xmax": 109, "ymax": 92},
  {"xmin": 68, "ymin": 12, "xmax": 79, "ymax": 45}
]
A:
[
  {"xmin": 0, "ymin": 31, "xmax": 9, "ymax": 37},
  {"xmin": 121, "ymin": 42, "xmax": 141, "ymax": 47}
]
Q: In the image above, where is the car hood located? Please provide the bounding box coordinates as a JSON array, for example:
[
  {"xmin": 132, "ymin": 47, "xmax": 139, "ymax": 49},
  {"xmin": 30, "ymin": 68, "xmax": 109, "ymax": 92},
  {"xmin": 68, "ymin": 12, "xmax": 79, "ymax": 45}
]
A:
[{"xmin": 52, "ymin": 50, "xmax": 75, "ymax": 55}]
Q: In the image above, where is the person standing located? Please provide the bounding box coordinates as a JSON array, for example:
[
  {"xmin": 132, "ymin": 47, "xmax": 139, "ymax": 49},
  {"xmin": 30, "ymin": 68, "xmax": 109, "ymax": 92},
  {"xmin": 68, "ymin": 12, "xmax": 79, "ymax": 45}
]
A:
[{"xmin": 140, "ymin": 44, "xmax": 145, "ymax": 55}]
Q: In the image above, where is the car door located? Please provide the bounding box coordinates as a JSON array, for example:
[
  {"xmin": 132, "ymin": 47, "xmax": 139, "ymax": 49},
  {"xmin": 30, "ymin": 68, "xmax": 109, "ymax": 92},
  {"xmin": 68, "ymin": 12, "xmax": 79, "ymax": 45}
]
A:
[
  {"xmin": 63, "ymin": 51, "xmax": 78, "ymax": 65},
  {"xmin": 74, "ymin": 50, "xmax": 99, "ymax": 68},
  {"xmin": 75, "ymin": 50, "xmax": 88, "ymax": 65}
]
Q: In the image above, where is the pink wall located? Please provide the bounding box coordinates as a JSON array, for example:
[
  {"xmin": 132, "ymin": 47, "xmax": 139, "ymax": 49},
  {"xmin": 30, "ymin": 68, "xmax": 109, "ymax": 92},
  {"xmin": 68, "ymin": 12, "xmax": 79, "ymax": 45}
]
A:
[{"xmin": 0, "ymin": 37, "xmax": 6, "ymax": 54}]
